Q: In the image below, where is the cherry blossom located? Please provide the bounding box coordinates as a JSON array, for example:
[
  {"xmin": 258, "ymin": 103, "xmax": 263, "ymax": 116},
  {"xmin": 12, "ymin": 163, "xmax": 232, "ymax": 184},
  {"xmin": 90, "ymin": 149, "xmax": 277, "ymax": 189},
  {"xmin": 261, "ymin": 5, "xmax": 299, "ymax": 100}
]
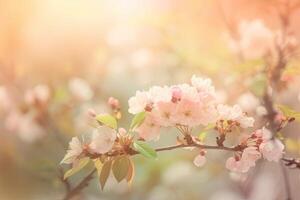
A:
[
  {"xmin": 193, "ymin": 151, "xmax": 207, "ymax": 167},
  {"xmin": 89, "ymin": 126, "xmax": 117, "ymax": 154},
  {"xmin": 136, "ymin": 114, "xmax": 161, "ymax": 141},
  {"xmin": 61, "ymin": 137, "xmax": 83, "ymax": 164},
  {"xmin": 217, "ymin": 104, "xmax": 254, "ymax": 128},
  {"xmin": 128, "ymin": 90, "xmax": 152, "ymax": 114},
  {"xmin": 25, "ymin": 84, "xmax": 50, "ymax": 105},
  {"xmin": 129, "ymin": 75, "xmax": 218, "ymax": 138},
  {"xmin": 259, "ymin": 139, "xmax": 284, "ymax": 162},
  {"xmin": 226, "ymin": 147, "xmax": 261, "ymax": 173},
  {"xmin": 227, "ymin": 19, "xmax": 274, "ymax": 60}
]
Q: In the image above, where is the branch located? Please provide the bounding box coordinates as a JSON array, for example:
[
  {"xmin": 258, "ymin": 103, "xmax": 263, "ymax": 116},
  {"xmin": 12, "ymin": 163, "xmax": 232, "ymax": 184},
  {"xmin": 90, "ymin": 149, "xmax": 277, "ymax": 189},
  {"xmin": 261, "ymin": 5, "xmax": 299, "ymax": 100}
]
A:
[
  {"xmin": 63, "ymin": 169, "xmax": 97, "ymax": 200},
  {"xmin": 282, "ymin": 157, "xmax": 300, "ymax": 169}
]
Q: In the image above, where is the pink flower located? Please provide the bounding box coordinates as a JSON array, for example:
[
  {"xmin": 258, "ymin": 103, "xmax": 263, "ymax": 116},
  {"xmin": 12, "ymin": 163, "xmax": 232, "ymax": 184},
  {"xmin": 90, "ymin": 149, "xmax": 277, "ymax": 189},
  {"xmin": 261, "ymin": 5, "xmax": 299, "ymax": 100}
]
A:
[
  {"xmin": 108, "ymin": 97, "xmax": 120, "ymax": 109},
  {"xmin": 173, "ymin": 99, "xmax": 204, "ymax": 127},
  {"xmin": 193, "ymin": 154, "xmax": 206, "ymax": 167},
  {"xmin": 89, "ymin": 126, "xmax": 117, "ymax": 154},
  {"xmin": 25, "ymin": 84, "xmax": 50, "ymax": 105},
  {"xmin": 217, "ymin": 104, "xmax": 254, "ymax": 128},
  {"xmin": 177, "ymin": 84, "xmax": 199, "ymax": 101},
  {"xmin": 227, "ymin": 19, "xmax": 274, "ymax": 60},
  {"xmin": 241, "ymin": 147, "xmax": 261, "ymax": 167},
  {"xmin": 128, "ymin": 90, "xmax": 151, "ymax": 114},
  {"xmin": 226, "ymin": 147, "xmax": 261, "ymax": 173},
  {"xmin": 136, "ymin": 114, "xmax": 161, "ymax": 141},
  {"xmin": 152, "ymin": 101, "xmax": 177, "ymax": 127},
  {"xmin": 191, "ymin": 75, "xmax": 216, "ymax": 102},
  {"xmin": 259, "ymin": 139, "xmax": 284, "ymax": 162},
  {"xmin": 118, "ymin": 127, "xmax": 127, "ymax": 136},
  {"xmin": 149, "ymin": 86, "xmax": 172, "ymax": 103},
  {"xmin": 226, "ymin": 157, "xmax": 248, "ymax": 173},
  {"xmin": 61, "ymin": 137, "xmax": 83, "ymax": 164}
]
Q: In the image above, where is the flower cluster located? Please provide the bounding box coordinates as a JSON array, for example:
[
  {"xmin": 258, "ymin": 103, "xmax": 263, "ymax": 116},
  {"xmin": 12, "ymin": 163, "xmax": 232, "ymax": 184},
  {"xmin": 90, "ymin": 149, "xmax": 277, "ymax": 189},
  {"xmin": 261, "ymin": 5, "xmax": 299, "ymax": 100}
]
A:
[
  {"xmin": 61, "ymin": 75, "xmax": 287, "ymax": 189},
  {"xmin": 61, "ymin": 126, "xmax": 132, "ymax": 165},
  {"xmin": 128, "ymin": 76, "xmax": 218, "ymax": 141},
  {"xmin": 226, "ymin": 128, "xmax": 284, "ymax": 173},
  {"xmin": 227, "ymin": 19, "xmax": 274, "ymax": 60}
]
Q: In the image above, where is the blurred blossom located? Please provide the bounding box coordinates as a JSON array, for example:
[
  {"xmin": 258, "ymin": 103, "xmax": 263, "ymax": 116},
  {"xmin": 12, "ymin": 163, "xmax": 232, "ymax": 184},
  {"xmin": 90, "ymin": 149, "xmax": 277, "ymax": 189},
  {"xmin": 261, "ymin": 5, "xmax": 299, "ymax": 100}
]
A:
[
  {"xmin": 237, "ymin": 92, "xmax": 260, "ymax": 113},
  {"xmin": 130, "ymin": 49, "xmax": 155, "ymax": 69},
  {"xmin": 255, "ymin": 106, "xmax": 267, "ymax": 117},
  {"xmin": 18, "ymin": 114, "xmax": 45, "ymax": 143},
  {"xmin": 89, "ymin": 126, "xmax": 117, "ymax": 154},
  {"xmin": 69, "ymin": 78, "xmax": 94, "ymax": 101},
  {"xmin": 24, "ymin": 84, "xmax": 50, "ymax": 105},
  {"xmin": 229, "ymin": 172, "xmax": 248, "ymax": 182},
  {"xmin": 227, "ymin": 19, "xmax": 274, "ymax": 60},
  {"xmin": 162, "ymin": 161, "xmax": 196, "ymax": 186},
  {"xmin": 5, "ymin": 111, "xmax": 23, "ymax": 133},
  {"xmin": 193, "ymin": 153, "xmax": 207, "ymax": 167},
  {"xmin": 5, "ymin": 111, "xmax": 45, "ymax": 143},
  {"xmin": 0, "ymin": 86, "xmax": 12, "ymax": 112}
]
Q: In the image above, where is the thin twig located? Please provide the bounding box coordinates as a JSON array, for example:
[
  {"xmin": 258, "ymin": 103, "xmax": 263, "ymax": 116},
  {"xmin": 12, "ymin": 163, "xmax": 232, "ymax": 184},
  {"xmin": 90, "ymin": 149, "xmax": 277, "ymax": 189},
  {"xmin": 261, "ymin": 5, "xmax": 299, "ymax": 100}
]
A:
[{"xmin": 63, "ymin": 169, "xmax": 97, "ymax": 200}]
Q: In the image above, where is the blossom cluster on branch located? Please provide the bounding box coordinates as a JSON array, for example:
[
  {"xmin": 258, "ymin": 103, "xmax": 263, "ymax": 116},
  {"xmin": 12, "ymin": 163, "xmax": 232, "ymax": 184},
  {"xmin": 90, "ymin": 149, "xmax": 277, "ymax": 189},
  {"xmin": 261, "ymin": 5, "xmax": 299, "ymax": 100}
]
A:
[{"xmin": 61, "ymin": 76, "xmax": 287, "ymax": 190}]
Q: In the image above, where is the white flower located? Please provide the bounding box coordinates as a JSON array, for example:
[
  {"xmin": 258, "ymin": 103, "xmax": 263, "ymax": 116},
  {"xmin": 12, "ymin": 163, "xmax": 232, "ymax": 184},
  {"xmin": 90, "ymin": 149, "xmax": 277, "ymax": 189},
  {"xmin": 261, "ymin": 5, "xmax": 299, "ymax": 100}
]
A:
[
  {"xmin": 149, "ymin": 86, "xmax": 172, "ymax": 103},
  {"xmin": 69, "ymin": 78, "xmax": 94, "ymax": 101},
  {"xmin": 238, "ymin": 20, "xmax": 274, "ymax": 59},
  {"xmin": 176, "ymin": 84, "xmax": 199, "ymax": 101},
  {"xmin": 136, "ymin": 114, "xmax": 161, "ymax": 141},
  {"xmin": 237, "ymin": 92, "xmax": 260, "ymax": 112},
  {"xmin": 25, "ymin": 84, "xmax": 50, "ymax": 105},
  {"xmin": 217, "ymin": 104, "xmax": 254, "ymax": 128},
  {"xmin": 193, "ymin": 154, "xmax": 206, "ymax": 167},
  {"xmin": 61, "ymin": 137, "xmax": 83, "ymax": 164},
  {"xmin": 259, "ymin": 139, "xmax": 284, "ymax": 162},
  {"xmin": 89, "ymin": 126, "xmax": 117, "ymax": 154},
  {"xmin": 191, "ymin": 75, "xmax": 216, "ymax": 101},
  {"xmin": 128, "ymin": 90, "xmax": 151, "ymax": 114}
]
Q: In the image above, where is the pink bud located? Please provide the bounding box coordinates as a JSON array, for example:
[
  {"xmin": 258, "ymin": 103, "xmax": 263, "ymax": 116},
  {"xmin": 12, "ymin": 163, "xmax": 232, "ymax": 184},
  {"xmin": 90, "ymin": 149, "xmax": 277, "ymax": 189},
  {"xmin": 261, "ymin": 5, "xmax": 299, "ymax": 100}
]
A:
[
  {"xmin": 108, "ymin": 97, "xmax": 120, "ymax": 109},
  {"xmin": 118, "ymin": 128, "xmax": 127, "ymax": 136},
  {"xmin": 87, "ymin": 109, "xmax": 96, "ymax": 118},
  {"xmin": 171, "ymin": 87, "xmax": 182, "ymax": 103}
]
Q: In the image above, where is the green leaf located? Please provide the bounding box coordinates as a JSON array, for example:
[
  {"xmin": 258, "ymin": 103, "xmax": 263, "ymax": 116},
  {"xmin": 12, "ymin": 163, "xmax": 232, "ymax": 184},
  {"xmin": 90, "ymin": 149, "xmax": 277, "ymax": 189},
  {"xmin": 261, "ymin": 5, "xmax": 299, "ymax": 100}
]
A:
[
  {"xmin": 133, "ymin": 141, "xmax": 157, "ymax": 159},
  {"xmin": 93, "ymin": 159, "xmax": 103, "ymax": 176},
  {"xmin": 100, "ymin": 160, "xmax": 112, "ymax": 190},
  {"xmin": 96, "ymin": 114, "xmax": 117, "ymax": 129},
  {"xmin": 198, "ymin": 132, "xmax": 207, "ymax": 142},
  {"xmin": 130, "ymin": 112, "xmax": 146, "ymax": 130},
  {"xmin": 277, "ymin": 104, "xmax": 300, "ymax": 122},
  {"xmin": 112, "ymin": 156, "xmax": 130, "ymax": 182},
  {"xmin": 64, "ymin": 157, "xmax": 90, "ymax": 180},
  {"xmin": 126, "ymin": 158, "xmax": 134, "ymax": 184}
]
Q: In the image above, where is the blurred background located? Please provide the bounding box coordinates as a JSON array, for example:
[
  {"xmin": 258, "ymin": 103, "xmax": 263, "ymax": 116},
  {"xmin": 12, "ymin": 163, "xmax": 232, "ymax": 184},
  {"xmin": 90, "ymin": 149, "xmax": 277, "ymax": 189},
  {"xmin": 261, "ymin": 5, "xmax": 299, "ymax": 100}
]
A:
[{"xmin": 0, "ymin": 0, "xmax": 300, "ymax": 199}]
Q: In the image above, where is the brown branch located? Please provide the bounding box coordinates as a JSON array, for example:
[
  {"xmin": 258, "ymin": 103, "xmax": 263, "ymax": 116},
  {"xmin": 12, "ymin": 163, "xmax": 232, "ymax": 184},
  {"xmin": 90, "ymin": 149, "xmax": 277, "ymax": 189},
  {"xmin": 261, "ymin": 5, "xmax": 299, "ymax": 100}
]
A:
[
  {"xmin": 282, "ymin": 157, "xmax": 300, "ymax": 169},
  {"xmin": 63, "ymin": 168, "xmax": 97, "ymax": 200},
  {"xmin": 58, "ymin": 167, "xmax": 71, "ymax": 193}
]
